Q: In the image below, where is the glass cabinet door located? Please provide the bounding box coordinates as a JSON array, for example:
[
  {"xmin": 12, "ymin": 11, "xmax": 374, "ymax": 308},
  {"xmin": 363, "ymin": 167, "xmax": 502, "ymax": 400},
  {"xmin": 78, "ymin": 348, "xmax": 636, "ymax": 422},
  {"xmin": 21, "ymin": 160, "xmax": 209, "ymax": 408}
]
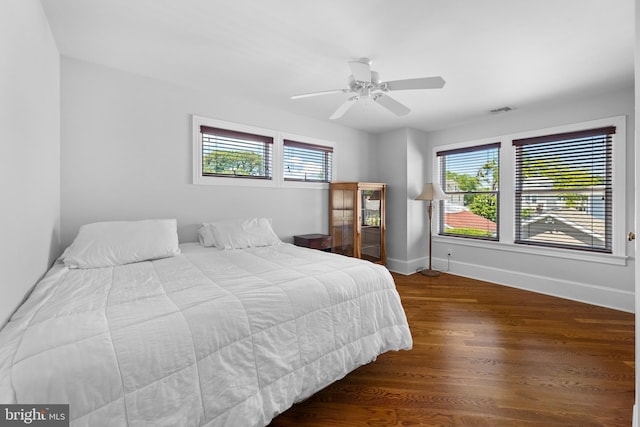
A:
[
  {"xmin": 331, "ymin": 188, "xmax": 354, "ymax": 257},
  {"xmin": 360, "ymin": 189, "xmax": 382, "ymax": 262}
]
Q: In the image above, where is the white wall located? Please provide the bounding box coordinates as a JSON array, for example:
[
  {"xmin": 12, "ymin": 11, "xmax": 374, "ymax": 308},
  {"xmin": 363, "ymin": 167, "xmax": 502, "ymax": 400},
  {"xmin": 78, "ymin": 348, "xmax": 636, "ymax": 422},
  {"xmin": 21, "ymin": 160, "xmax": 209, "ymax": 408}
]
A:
[
  {"xmin": 0, "ymin": 0, "xmax": 60, "ymax": 326},
  {"xmin": 375, "ymin": 129, "xmax": 408, "ymax": 267},
  {"xmin": 60, "ymin": 58, "xmax": 375, "ymax": 247},
  {"xmin": 421, "ymin": 88, "xmax": 635, "ymax": 312},
  {"xmin": 634, "ymin": 0, "xmax": 639, "ymax": 421},
  {"xmin": 375, "ymin": 127, "xmax": 429, "ymax": 274},
  {"xmin": 406, "ymin": 128, "xmax": 429, "ymax": 267}
]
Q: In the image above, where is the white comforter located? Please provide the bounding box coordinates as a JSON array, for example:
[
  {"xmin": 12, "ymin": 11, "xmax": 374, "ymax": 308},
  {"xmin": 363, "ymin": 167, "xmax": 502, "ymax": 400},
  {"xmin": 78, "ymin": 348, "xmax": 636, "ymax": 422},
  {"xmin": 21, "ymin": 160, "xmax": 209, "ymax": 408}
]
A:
[{"xmin": 0, "ymin": 243, "xmax": 412, "ymax": 426}]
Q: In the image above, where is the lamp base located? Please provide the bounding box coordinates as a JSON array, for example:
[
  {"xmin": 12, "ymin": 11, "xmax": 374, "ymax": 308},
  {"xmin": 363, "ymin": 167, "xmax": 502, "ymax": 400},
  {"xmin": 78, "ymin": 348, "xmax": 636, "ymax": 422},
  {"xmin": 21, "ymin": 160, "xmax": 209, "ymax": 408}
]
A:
[{"xmin": 420, "ymin": 268, "xmax": 440, "ymax": 277}]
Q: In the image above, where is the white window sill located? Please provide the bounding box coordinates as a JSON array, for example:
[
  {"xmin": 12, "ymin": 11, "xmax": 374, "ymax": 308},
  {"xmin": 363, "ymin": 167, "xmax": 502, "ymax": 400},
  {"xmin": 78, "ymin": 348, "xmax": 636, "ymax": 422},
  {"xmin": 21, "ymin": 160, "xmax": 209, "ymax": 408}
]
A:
[
  {"xmin": 192, "ymin": 175, "xmax": 329, "ymax": 190},
  {"xmin": 433, "ymin": 235, "xmax": 628, "ymax": 266}
]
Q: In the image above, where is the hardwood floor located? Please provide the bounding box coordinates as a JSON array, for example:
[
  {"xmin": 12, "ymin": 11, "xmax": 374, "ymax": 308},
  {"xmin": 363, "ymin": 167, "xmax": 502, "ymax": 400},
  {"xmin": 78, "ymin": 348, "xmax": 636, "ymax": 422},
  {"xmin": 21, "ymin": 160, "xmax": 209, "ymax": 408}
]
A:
[{"xmin": 269, "ymin": 272, "xmax": 635, "ymax": 426}]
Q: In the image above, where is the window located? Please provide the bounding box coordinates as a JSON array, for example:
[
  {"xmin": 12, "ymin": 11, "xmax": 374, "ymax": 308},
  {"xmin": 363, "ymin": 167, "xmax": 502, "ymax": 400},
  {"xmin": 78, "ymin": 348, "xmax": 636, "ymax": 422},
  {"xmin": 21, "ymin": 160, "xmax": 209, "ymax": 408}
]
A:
[
  {"xmin": 513, "ymin": 126, "xmax": 614, "ymax": 253},
  {"xmin": 193, "ymin": 116, "xmax": 337, "ymax": 187},
  {"xmin": 433, "ymin": 117, "xmax": 625, "ymax": 263},
  {"xmin": 200, "ymin": 125, "xmax": 273, "ymax": 179},
  {"xmin": 283, "ymin": 140, "xmax": 333, "ymax": 182},
  {"xmin": 437, "ymin": 143, "xmax": 500, "ymax": 240}
]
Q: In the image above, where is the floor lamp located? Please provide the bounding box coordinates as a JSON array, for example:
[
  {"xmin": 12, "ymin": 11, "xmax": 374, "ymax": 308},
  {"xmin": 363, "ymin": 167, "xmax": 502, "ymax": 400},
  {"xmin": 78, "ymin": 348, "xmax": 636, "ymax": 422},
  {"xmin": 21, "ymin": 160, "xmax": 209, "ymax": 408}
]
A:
[{"xmin": 415, "ymin": 183, "xmax": 447, "ymax": 277}]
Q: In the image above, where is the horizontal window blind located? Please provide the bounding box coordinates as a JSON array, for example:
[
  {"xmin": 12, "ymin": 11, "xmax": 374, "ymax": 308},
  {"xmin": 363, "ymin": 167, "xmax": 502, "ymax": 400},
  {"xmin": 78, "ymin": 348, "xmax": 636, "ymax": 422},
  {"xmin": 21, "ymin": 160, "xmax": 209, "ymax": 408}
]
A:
[
  {"xmin": 513, "ymin": 126, "xmax": 614, "ymax": 253},
  {"xmin": 283, "ymin": 139, "xmax": 333, "ymax": 182},
  {"xmin": 200, "ymin": 126, "xmax": 273, "ymax": 179},
  {"xmin": 437, "ymin": 143, "xmax": 500, "ymax": 240}
]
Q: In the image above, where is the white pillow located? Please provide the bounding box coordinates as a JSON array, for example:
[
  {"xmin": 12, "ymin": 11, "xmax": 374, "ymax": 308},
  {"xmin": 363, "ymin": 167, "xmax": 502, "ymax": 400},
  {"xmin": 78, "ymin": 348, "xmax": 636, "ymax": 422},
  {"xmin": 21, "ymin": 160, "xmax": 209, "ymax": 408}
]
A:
[
  {"xmin": 62, "ymin": 219, "xmax": 181, "ymax": 269},
  {"xmin": 197, "ymin": 223, "xmax": 217, "ymax": 247},
  {"xmin": 199, "ymin": 218, "xmax": 281, "ymax": 249}
]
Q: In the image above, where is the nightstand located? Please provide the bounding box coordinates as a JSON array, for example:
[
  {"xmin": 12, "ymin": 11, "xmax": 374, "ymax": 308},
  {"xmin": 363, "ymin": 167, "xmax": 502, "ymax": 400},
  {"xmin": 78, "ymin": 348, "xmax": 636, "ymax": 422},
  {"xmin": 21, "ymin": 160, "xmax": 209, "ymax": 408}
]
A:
[{"xmin": 293, "ymin": 234, "xmax": 332, "ymax": 252}]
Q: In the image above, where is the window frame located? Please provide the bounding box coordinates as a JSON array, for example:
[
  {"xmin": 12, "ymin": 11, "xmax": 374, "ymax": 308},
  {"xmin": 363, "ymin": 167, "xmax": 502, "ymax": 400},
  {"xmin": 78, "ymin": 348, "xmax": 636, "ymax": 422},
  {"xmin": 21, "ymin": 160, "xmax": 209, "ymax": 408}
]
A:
[
  {"xmin": 283, "ymin": 139, "xmax": 334, "ymax": 183},
  {"xmin": 193, "ymin": 116, "xmax": 336, "ymax": 188},
  {"xmin": 200, "ymin": 125, "xmax": 274, "ymax": 180},
  {"xmin": 431, "ymin": 116, "xmax": 626, "ymax": 266},
  {"xmin": 437, "ymin": 142, "xmax": 501, "ymax": 241},
  {"xmin": 513, "ymin": 126, "xmax": 614, "ymax": 254}
]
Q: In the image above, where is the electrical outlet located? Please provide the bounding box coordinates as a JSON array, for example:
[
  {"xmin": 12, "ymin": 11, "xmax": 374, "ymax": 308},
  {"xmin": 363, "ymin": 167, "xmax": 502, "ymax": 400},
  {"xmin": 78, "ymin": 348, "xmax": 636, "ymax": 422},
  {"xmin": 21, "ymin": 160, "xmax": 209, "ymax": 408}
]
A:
[{"xmin": 447, "ymin": 249, "xmax": 453, "ymax": 256}]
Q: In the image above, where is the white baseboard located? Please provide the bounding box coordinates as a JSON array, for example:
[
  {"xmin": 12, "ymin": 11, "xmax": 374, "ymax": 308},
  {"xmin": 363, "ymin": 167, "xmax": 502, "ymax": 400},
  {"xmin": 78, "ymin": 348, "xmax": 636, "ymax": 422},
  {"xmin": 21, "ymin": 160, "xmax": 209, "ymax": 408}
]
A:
[
  {"xmin": 633, "ymin": 403, "xmax": 637, "ymax": 427},
  {"xmin": 387, "ymin": 256, "xmax": 634, "ymax": 313},
  {"xmin": 386, "ymin": 257, "xmax": 426, "ymax": 276}
]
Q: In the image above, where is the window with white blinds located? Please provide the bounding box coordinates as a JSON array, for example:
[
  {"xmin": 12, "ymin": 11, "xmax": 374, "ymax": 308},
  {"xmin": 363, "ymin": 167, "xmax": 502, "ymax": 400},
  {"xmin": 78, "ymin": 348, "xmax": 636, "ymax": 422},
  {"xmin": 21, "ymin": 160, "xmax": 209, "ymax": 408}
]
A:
[
  {"xmin": 513, "ymin": 126, "xmax": 614, "ymax": 253},
  {"xmin": 437, "ymin": 143, "xmax": 500, "ymax": 240},
  {"xmin": 283, "ymin": 140, "xmax": 333, "ymax": 182},
  {"xmin": 200, "ymin": 125, "xmax": 273, "ymax": 179}
]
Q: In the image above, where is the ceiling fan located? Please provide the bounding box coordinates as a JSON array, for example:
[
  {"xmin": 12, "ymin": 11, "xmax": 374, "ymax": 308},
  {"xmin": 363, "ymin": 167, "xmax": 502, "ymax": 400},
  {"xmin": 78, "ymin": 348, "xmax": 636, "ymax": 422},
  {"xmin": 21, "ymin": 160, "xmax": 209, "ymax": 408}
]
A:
[{"xmin": 291, "ymin": 58, "xmax": 445, "ymax": 120}]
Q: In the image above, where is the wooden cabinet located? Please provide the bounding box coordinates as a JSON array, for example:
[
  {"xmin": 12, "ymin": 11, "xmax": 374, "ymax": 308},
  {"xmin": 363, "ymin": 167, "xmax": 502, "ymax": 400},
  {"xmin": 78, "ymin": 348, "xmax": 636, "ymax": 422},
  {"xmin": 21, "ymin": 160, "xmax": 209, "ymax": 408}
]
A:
[{"xmin": 329, "ymin": 182, "xmax": 386, "ymax": 265}]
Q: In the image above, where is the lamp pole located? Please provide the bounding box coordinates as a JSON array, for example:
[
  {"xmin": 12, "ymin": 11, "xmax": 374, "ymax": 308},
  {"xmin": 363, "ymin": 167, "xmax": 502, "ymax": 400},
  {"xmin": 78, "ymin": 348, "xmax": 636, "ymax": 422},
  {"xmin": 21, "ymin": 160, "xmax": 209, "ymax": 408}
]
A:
[
  {"xmin": 415, "ymin": 182, "xmax": 445, "ymax": 277},
  {"xmin": 422, "ymin": 200, "xmax": 439, "ymax": 277}
]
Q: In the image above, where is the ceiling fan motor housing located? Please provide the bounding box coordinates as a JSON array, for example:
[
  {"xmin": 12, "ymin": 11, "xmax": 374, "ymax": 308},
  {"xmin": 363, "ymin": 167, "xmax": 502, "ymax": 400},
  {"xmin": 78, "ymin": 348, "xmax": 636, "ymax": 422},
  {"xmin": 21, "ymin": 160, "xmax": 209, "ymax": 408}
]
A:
[{"xmin": 349, "ymin": 70, "xmax": 384, "ymax": 97}]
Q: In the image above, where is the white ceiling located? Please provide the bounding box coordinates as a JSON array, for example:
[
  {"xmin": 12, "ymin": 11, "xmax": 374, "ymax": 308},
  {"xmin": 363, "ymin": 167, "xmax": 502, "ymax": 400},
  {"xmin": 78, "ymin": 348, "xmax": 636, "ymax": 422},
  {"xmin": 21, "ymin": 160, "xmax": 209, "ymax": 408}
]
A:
[{"xmin": 40, "ymin": 0, "xmax": 634, "ymax": 134}]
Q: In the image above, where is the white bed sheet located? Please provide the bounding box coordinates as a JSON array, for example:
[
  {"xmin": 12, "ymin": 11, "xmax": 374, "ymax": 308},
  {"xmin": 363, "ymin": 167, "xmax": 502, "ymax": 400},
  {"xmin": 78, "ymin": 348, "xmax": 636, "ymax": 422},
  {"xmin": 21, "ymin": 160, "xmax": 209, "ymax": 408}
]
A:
[{"xmin": 0, "ymin": 243, "xmax": 412, "ymax": 426}]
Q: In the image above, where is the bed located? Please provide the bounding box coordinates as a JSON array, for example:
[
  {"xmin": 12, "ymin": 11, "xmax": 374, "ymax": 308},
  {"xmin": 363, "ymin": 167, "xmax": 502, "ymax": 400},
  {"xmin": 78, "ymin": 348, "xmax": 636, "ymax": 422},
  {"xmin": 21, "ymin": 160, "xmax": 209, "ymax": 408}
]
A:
[{"xmin": 0, "ymin": 218, "xmax": 412, "ymax": 426}]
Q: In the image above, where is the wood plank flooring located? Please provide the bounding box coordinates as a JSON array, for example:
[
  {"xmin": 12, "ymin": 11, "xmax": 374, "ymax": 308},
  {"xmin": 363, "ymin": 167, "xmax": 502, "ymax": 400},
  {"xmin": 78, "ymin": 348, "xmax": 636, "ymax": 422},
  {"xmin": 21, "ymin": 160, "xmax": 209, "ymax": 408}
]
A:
[{"xmin": 269, "ymin": 272, "xmax": 635, "ymax": 426}]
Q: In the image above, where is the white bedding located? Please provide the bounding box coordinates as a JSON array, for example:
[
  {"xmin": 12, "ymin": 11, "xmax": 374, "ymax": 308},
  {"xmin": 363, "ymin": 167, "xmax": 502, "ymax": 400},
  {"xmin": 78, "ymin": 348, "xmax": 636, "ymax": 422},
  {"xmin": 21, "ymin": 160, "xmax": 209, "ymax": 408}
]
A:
[{"xmin": 0, "ymin": 243, "xmax": 412, "ymax": 426}]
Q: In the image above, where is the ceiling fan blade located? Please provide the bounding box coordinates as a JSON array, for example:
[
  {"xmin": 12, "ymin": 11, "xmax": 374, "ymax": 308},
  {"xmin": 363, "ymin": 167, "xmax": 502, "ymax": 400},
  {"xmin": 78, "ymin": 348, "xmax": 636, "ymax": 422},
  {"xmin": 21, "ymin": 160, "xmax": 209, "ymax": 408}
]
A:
[
  {"xmin": 291, "ymin": 89, "xmax": 348, "ymax": 100},
  {"xmin": 329, "ymin": 98, "xmax": 358, "ymax": 120},
  {"xmin": 385, "ymin": 76, "xmax": 446, "ymax": 91},
  {"xmin": 348, "ymin": 58, "xmax": 371, "ymax": 82},
  {"xmin": 374, "ymin": 94, "xmax": 410, "ymax": 116}
]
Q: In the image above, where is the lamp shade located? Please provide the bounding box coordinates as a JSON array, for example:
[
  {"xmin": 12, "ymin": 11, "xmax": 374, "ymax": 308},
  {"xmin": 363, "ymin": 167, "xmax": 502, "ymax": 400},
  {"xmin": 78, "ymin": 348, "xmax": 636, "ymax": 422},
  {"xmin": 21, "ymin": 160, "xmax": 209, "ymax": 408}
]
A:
[{"xmin": 415, "ymin": 182, "xmax": 447, "ymax": 201}]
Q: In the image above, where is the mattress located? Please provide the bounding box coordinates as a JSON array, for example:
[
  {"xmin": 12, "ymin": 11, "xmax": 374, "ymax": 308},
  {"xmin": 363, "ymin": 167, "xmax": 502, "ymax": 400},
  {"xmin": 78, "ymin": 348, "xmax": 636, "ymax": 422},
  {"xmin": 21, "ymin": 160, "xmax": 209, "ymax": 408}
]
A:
[{"xmin": 0, "ymin": 242, "xmax": 412, "ymax": 426}]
